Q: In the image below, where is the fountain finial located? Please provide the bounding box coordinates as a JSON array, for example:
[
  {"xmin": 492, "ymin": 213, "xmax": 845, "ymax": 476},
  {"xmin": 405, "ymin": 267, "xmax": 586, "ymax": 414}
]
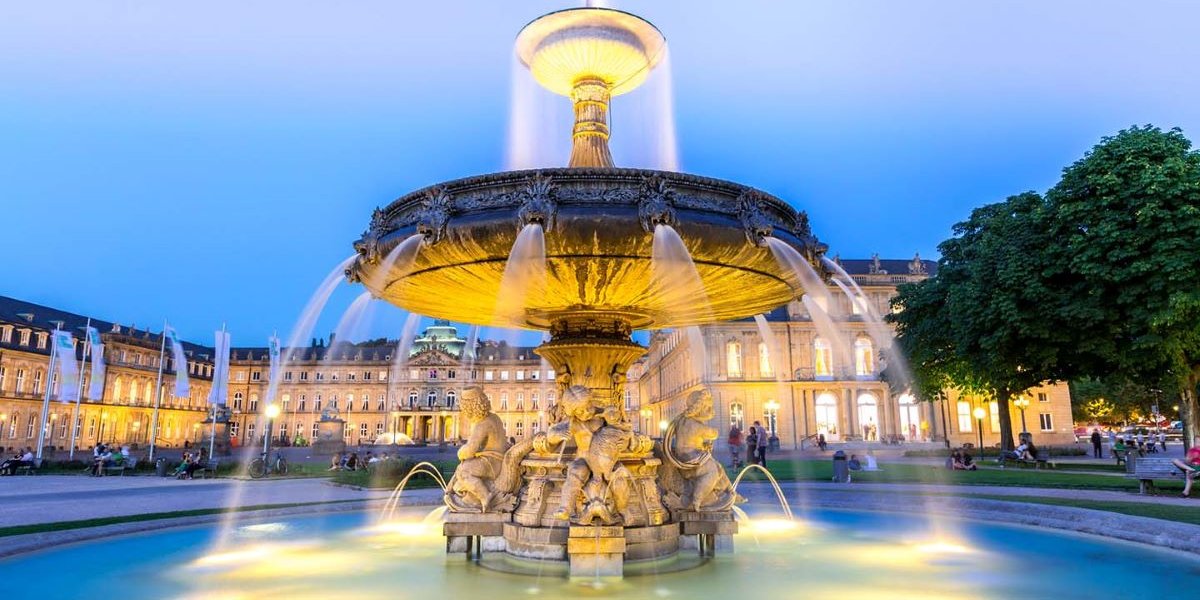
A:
[{"xmin": 516, "ymin": 7, "xmax": 666, "ymax": 167}]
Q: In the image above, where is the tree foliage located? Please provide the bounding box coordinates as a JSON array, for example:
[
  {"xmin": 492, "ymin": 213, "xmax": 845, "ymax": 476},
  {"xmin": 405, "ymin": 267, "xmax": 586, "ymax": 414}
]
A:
[{"xmin": 890, "ymin": 125, "xmax": 1200, "ymax": 449}]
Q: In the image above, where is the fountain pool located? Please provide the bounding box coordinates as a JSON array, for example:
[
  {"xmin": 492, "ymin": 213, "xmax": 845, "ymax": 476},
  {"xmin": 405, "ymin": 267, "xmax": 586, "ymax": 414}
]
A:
[{"xmin": 5, "ymin": 506, "xmax": 1197, "ymax": 599}]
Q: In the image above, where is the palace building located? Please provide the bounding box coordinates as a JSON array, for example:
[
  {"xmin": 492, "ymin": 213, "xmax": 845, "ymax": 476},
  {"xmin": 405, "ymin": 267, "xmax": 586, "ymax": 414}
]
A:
[
  {"xmin": 634, "ymin": 255, "xmax": 1076, "ymax": 448},
  {"xmin": 0, "ymin": 257, "xmax": 1075, "ymax": 453}
]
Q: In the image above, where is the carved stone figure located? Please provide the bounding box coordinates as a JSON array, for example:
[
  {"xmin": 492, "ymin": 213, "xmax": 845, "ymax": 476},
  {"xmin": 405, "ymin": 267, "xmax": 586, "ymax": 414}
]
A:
[
  {"xmin": 868, "ymin": 253, "xmax": 886, "ymax": 275},
  {"xmin": 445, "ymin": 386, "xmax": 513, "ymax": 512},
  {"xmin": 416, "ymin": 187, "xmax": 453, "ymax": 245},
  {"xmin": 516, "ymin": 172, "xmax": 558, "ymax": 232},
  {"xmin": 908, "ymin": 252, "xmax": 927, "ymax": 275},
  {"xmin": 638, "ymin": 174, "xmax": 677, "ymax": 233},
  {"xmin": 658, "ymin": 389, "xmax": 740, "ymax": 512},
  {"xmin": 547, "ymin": 385, "xmax": 634, "ymax": 524},
  {"xmin": 736, "ymin": 189, "xmax": 774, "ymax": 247}
]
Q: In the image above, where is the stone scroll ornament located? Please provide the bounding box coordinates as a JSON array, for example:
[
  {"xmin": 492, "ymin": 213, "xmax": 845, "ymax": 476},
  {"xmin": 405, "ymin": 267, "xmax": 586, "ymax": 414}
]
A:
[
  {"xmin": 515, "ymin": 172, "xmax": 558, "ymax": 232},
  {"xmin": 415, "ymin": 187, "xmax": 453, "ymax": 245},
  {"xmin": 637, "ymin": 174, "xmax": 678, "ymax": 233},
  {"xmin": 657, "ymin": 388, "xmax": 742, "ymax": 512},
  {"xmin": 736, "ymin": 189, "xmax": 775, "ymax": 247},
  {"xmin": 445, "ymin": 386, "xmax": 528, "ymax": 513}
]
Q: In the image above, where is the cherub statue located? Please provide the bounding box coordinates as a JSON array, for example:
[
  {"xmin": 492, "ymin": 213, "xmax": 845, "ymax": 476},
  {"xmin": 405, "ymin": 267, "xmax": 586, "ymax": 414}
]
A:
[
  {"xmin": 547, "ymin": 385, "xmax": 633, "ymax": 524},
  {"xmin": 658, "ymin": 388, "xmax": 740, "ymax": 512},
  {"xmin": 445, "ymin": 386, "xmax": 511, "ymax": 512}
]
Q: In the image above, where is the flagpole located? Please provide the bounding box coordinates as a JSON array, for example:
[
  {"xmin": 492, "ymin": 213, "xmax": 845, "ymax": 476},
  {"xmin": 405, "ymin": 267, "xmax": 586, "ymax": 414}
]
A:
[
  {"xmin": 68, "ymin": 318, "xmax": 90, "ymax": 461},
  {"xmin": 209, "ymin": 322, "xmax": 226, "ymax": 462},
  {"xmin": 148, "ymin": 318, "xmax": 168, "ymax": 463},
  {"xmin": 35, "ymin": 330, "xmax": 60, "ymax": 461}
]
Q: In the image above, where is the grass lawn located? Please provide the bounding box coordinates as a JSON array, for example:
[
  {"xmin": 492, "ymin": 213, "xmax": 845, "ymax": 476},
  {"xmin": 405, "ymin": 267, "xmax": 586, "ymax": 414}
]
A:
[
  {"xmin": 963, "ymin": 494, "xmax": 1200, "ymax": 526},
  {"xmin": 330, "ymin": 459, "xmax": 457, "ymax": 489},
  {"xmin": 733, "ymin": 460, "xmax": 1185, "ymax": 493}
]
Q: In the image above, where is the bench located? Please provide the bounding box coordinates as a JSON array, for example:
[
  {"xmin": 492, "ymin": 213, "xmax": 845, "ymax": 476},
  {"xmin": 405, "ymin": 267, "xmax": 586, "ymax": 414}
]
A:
[
  {"xmin": 192, "ymin": 459, "xmax": 219, "ymax": 479},
  {"xmin": 102, "ymin": 457, "xmax": 138, "ymax": 476},
  {"xmin": 1127, "ymin": 457, "xmax": 1188, "ymax": 494},
  {"xmin": 999, "ymin": 454, "xmax": 1054, "ymax": 469},
  {"xmin": 14, "ymin": 458, "xmax": 42, "ymax": 475}
]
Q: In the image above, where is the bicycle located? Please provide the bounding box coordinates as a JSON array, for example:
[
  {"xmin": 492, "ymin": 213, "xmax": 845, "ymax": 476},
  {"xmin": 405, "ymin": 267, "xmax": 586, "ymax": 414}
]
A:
[{"xmin": 248, "ymin": 451, "xmax": 289, "ymax": 479}]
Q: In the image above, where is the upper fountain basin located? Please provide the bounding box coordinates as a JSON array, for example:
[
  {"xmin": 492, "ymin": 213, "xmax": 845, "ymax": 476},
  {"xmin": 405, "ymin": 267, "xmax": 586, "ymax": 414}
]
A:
[
  {"xmin": 349, "ymin": 168, "xmax": 826, "ymax": 331},
  {"xmin": 515, "ymin": 7, "xmax": 666, "ymax": 97}
]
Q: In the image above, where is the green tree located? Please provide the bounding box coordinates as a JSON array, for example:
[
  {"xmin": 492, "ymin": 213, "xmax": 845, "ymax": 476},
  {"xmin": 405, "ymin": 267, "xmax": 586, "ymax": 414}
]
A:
[
  {"xmin": 891, "ymin": 192, "xmax": 1066, "ymax": 451},
  {"xmin": 1045, "ymin": 126, "xmax": 1200, "ymax": 447}
]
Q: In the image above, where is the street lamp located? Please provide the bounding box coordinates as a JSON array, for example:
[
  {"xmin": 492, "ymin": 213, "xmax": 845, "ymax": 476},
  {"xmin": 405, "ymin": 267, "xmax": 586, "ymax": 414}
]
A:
[
  {"xmin": 658, "ymin": 419, "xmax": 669, "ymax": 436},
  {"xmin": 1013, "ymin": 396, "xmax": 1030, "ymax": 434},
  {"xmin": 263, "ymin": 403, "xmax": 281, "ymax": 455},
  {"xmin": 972, "ymin": 406, "xmax": 986, "ymax": 453}
]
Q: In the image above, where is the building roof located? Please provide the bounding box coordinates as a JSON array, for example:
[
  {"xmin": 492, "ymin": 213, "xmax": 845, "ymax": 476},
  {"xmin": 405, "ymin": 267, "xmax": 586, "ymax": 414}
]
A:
[{"xmin": 836, "ymin": 256, "xmax": 938, "ymax": 277}]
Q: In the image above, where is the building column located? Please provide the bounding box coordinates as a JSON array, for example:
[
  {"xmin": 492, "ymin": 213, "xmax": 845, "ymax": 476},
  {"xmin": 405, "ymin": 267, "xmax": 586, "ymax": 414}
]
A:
[{"xmin": 844, "ymin": 388, "xmax": 855, "ymax": 440}]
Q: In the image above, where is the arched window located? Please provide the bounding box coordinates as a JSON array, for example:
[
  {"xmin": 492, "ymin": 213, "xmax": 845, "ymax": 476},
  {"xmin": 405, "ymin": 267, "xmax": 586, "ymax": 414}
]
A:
[
  {"xmin": 516, "ymin": 392, "xmax": 524, "ymax": 411},
  {"xmin": 729, "ymin": 402, "xmax": 744, "ymax": 430},
  {"xmin": 500, "ymin": 392, "xmax": 509, "ymax": 411},
  {"xmin": 726, "ymin": 340, "xmax": 743, "ymax": 377},
  {"xmin": 426, "ymin": 390, "xmax": 437, "ymax": 407},
  {"xmin": 113, "ymin": 377, "xmax": 124, "ymax": 402},
  {"xmin": 144, "ymin": 381, "xmax": 153, "ymax": 405},
  {"xmin": 530, "ymin": 392, "xmax": 538, "ymax": 409},
  {"xmin": 813, "ymin": 338, "xmax": 833, "ymax": 378},
  {"xmin": 815, "ymin": 392, "xmax": 838, "ymax": 437},
  {"xmin": 758, "ymin": 342, "xmax": 773, "ymax": 378},
  {"xmin": 129, "ymin": 378, "xmax": 140, "ymax": 403},
  {"xmin": 854, "ymin": 337, "xmax": 874, "ymax": 377},
  {"xmin": 446, "ymin": 390, "xmax": 457, "ymax": 408},
  {"xmin": 857, "ymin": 393, "xmax": 879, "ymax": 440},
  {"xmin": 515, "ymin": 420, "xmax": 524, "ymax": 437},
  {"xmin": 233, "ymin": 392, "xmax": 244, "ymax": 410},
  {"xmin": 408, "ymin": 390, "xmax": 418, "ymax": 407},
  {"xmin": 898, "ymin": 393, "xmax": 921, "ymax": 441},
  {"xmin": 249, "ymin": 393, "xmax": 259, "ymax": 412}
]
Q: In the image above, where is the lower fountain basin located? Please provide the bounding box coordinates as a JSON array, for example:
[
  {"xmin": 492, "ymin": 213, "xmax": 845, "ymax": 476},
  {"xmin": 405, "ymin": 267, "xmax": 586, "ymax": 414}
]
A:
[{"xmin": 7, "ymin": 507, "xmax": 1199, "ymax": 598}]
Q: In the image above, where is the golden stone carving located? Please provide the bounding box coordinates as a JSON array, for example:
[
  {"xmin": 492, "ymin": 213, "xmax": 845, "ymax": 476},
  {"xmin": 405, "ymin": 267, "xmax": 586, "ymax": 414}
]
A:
[{"xmin": 658, "ymin": 388, "xmax": 741, "ymax": 512}]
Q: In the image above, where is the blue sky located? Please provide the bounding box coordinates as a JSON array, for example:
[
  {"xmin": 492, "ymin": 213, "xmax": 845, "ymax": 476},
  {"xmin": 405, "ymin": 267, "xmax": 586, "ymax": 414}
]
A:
[{"xmin": 2, "ymin": 1, "xmax": 1198, "ymax": 345}]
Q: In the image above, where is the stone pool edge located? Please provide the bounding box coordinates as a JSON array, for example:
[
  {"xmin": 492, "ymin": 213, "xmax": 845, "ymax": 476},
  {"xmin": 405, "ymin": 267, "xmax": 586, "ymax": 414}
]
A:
[{"xmin": 1, "ymin": 484, "xmax": 1197, "ymax": 559}]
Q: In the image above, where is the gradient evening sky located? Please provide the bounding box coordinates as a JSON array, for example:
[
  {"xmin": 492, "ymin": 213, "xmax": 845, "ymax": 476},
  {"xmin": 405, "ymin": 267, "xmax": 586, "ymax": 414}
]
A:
[{"xmin": 2, "ymin": 1, "xmax": 1198, "ymax": 346}]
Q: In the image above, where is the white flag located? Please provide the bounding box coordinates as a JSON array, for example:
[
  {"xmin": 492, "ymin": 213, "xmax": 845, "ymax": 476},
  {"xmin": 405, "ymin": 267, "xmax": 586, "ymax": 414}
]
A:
[
  {"xmin": 266, "ymin": 335, "xmax": 281, "ymax": 403},
  {"xmin": 52, "ymin": 330, "xmax": 80, "ymax": 403},
  {"xmin": 207, "ymin": 330, "xmax": 231, "ymax": 405},
  {"xmin": 85, "ymin": 326, "xmax": 105, "ymax": 400},
  {"xmin": 164, "ymin": 326, "xmax": 191, "ymax": 398}
]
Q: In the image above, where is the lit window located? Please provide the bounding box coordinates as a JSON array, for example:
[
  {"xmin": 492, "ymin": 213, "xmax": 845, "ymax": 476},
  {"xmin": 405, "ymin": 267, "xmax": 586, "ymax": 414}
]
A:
[
  {"xmin": 500, "ymin": 392, "xmax": 509, "ymax": 411},
  {"xmin": 758, "ymin": 342, "xmax": 772, "ymax": 378},
  {"xmin": 854, "ymin": 337, "xmax": 874, "ymax": 377},
  {"xmin": 1039, "ymin": 413, "xmax": 1054, "ymax": 431},
  {"xmin": 729, "ymin": 402, "xmax": 744, "ymax": 430},
  {"xmin": 501, "ymin": 371, "xmax": 510, "ymax": 381},
  {"xmin": 813, "ymin": 338, "xmax": 832, "ymax": 378},
  {"xmin": 485, "ymin": 370, "xmax": 494, "ymax": 381},
  {"xmin": 989, "ymin": 401, "xmax": 1000, "ymax": 432},
  {"xmin": 446, "ymin": 390, "xmax": 456, "ymax": 408},
  {"xmin": 726, "ymin": 341, "xmax": 743, "ymax": 377},
  {"xmin": 515, "ymin": 421, "xmax": 524, "ymax": 437},
  {"xmin": 516, "ymin": 392, "xmax": 524, "ymax": 411},
  {"xmin": 957, "ymin": 401, "xmax": 972, "ymax": 432}
]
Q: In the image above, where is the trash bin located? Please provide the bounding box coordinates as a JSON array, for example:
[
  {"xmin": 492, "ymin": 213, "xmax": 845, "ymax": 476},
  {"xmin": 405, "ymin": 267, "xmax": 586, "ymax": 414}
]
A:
[
  {"xmin": 155, "ymin": 457, "xmax": 169, "ymax": 477},
  {"xmin": 832, "ymin": 450, "xmax": 850, "ymax": 483}
]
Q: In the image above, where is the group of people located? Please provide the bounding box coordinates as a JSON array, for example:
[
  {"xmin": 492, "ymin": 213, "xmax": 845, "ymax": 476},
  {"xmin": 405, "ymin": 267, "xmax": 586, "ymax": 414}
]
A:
[
  {"xmin": 947, "ymin": 447, "xmax": 978, "ymax": 470},
  {"xmin": 0, "ymin": 447, "xmax": 36, "ymax": 475},
  {"xmin": 1172, "ymin": 437, "xmax": 1200, "ymax": 497},
  {"xmin": 172, "ymin": 452, "xmax": 209, "ymax": 479},
  {"xmin": 726, "ymin": 421, "xmax": 772, "ymax": 468},
  {"xmin": 998, "ymin": 439, "xmax": 1040, "ymax": 463},
  {"xmin": 89, "ymin": 443, "xmax": 130, "ymax": 476}
]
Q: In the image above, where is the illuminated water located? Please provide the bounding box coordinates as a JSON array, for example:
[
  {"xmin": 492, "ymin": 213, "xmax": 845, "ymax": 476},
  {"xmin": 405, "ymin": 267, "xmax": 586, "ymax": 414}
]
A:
[{"xmin": 6, "ymin": 508, "xmax": 1196, "ymax": 599}]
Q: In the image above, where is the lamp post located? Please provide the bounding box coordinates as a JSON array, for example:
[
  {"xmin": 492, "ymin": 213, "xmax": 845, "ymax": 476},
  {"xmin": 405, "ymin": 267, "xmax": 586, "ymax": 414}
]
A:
[
  {"xmin": 640, "ymin": 408, "xmax": 652, "ymax": 434},
  {"xmin": 263, "ymin": 403, "xmax": 281, "ymax": 455},
  {"xmin": 1013, "ymin": 396, "xmax": 1030, "ymax": 434},
  {"xmin": 972, "ymin": 406, "xmax": 986, "ymax": 453},
  {"xmin": 658, "ymin": 419, "xmax": 669, "ymax": 439}
]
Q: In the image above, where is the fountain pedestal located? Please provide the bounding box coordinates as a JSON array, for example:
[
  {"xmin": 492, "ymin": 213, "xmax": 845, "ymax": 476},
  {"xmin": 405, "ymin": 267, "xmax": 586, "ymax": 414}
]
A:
[
  {"xmin": 567, "ymin": 525, "xmax": 626, "ymax": 578},
  {"xmin": 444, "ymin": 512, "xmax": 509, "ymax": 557},
  {"xmin": 677, "ymin": 510, "xmax": 738, "ymax": 556}
]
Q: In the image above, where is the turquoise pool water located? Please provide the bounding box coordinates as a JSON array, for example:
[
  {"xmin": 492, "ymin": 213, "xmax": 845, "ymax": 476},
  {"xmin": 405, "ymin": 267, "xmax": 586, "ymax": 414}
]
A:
[{"xmin": 3, "ymin": 507, "xmax": 1197, "ymax": 599}]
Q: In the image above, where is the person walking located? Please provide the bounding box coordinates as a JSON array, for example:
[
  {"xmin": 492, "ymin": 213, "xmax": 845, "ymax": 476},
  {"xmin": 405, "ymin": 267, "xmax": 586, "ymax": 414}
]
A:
[
  {"xmin": 727, "ymin": 425, "xmax": 744, "ymax": 469},
  {"xmin": 1107, "ymin": 429, "xmax": 1117, "ymax": 458},
  {"xmin": 1090, "ymin": 429, "xmax": 1103, "ymax": 459},
  {"xmin": 753, "ymin": 420, "xmax": 769, "ymax": 468},
  {"xmin": 1159, "ymin": 430, "xmax": 1167, "ymax": 452}
]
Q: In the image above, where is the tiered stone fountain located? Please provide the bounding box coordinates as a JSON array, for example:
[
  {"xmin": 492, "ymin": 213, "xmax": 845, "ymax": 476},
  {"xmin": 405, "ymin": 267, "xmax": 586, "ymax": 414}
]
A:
[{"xmin": 347, "ymin": 5, "xmax": 826, "ymax": 578}]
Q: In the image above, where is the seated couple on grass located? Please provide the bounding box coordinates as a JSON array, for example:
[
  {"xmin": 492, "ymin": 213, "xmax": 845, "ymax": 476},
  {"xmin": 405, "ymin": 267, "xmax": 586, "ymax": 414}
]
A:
[{"xmin": 1171, "ymin": 436, "xmax": 1200, "ymax": 498}]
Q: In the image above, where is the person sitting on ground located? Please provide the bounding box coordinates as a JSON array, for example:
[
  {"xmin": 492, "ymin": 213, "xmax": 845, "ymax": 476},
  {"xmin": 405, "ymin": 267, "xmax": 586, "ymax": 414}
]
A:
[
  {"xmin": 817, "ymin": 433, "xmax": 828, "ymax": 451},
  {"xmin": 960, "ymin": 450, "xmax": 977, "ymax": 470},
  {"xmin": 863, "ymin": 449, "xmax": 881, "ymax": 471},
  {"xmin": 367, "ymin": 451, "xmax": 380, "ymax": 465},
  {"xmin": 346, "ymin": 452, "xmax": 359, "ymax": 471},
  {"xmin": 1171, "ymin": 436, "xmax": 1200, "ymax": 497},
  {"xmin": 847, "ymin": 454, "xmax": 863, "ymax": 471},
  {"xmin": 329, "ymin": 452, "xmax": 343, "ymax": 471},
  {"xmin": 947, "ymin": 449, "xmax": 962, "ymax": 470}
]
